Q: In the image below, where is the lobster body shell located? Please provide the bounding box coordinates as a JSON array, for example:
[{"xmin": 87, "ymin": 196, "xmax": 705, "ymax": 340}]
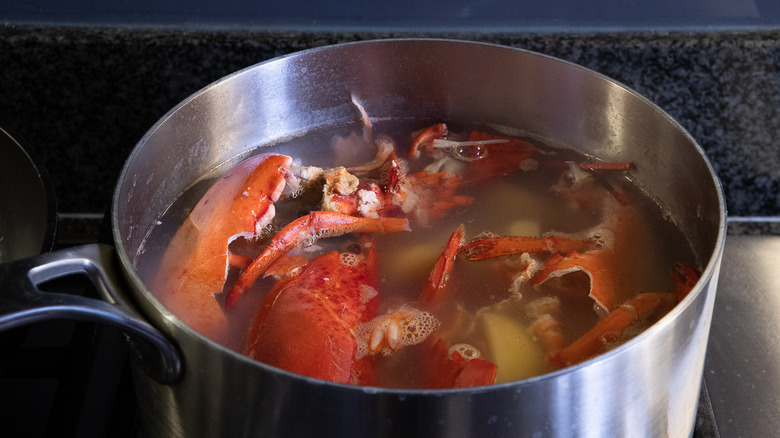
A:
[{"xmin": 245, "ymin": 240, "xmax": 380, "ymax": 384}]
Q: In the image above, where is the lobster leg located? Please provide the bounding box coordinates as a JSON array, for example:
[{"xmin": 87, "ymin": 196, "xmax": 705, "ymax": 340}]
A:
[
  {"xmin": 420, "ymin": 224, "xmax": 465, "ymax": 307},
  {"xmin": 543, "ymin": 161, "xmax": 635, "ymax": 171},
  {"xmin": 459, "ymin": 235, "xmax": 598, "ymax": 261},
  {"xmin": 227, "ymin": 211, "xmax": 410, "ymax": 309}
]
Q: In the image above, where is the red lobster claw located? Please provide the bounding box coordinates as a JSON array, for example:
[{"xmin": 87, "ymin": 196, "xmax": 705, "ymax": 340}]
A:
[{"xmin": 153, "ymin": 153, "xmax": 291, "ymax": 343}]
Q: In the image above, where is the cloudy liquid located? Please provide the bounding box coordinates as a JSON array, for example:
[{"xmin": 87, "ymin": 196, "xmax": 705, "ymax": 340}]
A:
[{"xmin": 136, "ymin": 119, "xmax": 697, "ymax": 387}]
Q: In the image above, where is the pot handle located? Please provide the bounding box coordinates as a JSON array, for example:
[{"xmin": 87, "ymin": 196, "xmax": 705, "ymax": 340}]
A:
[{"xmin": 0, "ymin": 243, "xmax": 182, "ymax": 384}]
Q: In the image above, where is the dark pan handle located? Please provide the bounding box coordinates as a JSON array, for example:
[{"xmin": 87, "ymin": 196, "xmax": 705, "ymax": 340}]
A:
[{"xmin": 0, "ymin": 243, "xmax": 182, "ymax": 384}]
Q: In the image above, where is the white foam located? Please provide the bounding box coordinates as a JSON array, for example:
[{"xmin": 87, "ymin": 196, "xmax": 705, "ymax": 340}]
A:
[
  {"xmin": 360, "ymin": 284, "xmax": 379, "ymax": 304},
  {"xmin": 354, "ymin": 309, "xmax": 440, "ymax": 359},
  {"xmin": 543, "ymin": 226, "xmax": 614, "ymax": 250}
]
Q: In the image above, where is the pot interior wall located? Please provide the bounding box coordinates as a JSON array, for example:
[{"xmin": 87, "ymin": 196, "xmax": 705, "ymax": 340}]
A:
[{"xmin": 115, "ymin": 40, "xmax": 721, "ymax": 270}]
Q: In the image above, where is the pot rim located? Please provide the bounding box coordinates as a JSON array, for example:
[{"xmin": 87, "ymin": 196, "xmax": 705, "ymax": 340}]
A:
[{"xmin": 112, "ymin": 37, "xmax": 728, "ymax": 394}]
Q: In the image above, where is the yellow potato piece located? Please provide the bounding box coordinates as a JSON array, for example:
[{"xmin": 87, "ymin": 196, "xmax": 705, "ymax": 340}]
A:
[
  {"xmin": 476, "ymin": 182, "xmax": 545, "ymax": 235},
  {"xmin": 480, "ymin": 311, "xmax": 548, "ymax": 383},
  {"xmin": 507, "ymin": 219, "xmax": 541, "ymax": 237},
  {"xmin": 379, "ymin": 231, "xmax": 453, "ymax": 280}
]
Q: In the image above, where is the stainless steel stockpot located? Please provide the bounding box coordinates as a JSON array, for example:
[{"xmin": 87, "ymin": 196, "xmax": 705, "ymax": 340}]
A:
[{"xmin": 0, "ymin": 39, "xmax": 726, "ymax": 437}]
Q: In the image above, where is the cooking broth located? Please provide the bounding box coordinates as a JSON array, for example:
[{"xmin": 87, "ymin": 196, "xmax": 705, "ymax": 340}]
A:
[{"xmin": 137, "ymin": 119, "xmax": 697, "ymax": 387}]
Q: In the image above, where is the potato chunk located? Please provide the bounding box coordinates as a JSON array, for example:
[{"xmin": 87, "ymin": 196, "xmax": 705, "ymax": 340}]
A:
[{"xmin": 479, "ymin": 310, "xmax": 547, "ymax": 383}]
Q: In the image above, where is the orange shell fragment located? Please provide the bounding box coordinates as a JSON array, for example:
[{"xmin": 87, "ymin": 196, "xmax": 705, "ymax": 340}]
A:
[
  {"xmin": 532, "ymin": 249, "xmax": 626, "ymax": 315},
  {"xmin": 464, "ymin": 131, "xmax": 541, "ymax": 181},
  {"xmin": 422, "ymin": 338, "xmax": 497, "ymax": 389},
  {"xmin": 459, "ymin": 235, "xmax": 597, "ymax": 261}
]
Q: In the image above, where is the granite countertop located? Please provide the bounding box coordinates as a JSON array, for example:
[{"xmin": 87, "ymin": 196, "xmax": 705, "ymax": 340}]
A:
[{"xmin": 0, "ymin": 26, "xmax": 779, "ymax": 242}]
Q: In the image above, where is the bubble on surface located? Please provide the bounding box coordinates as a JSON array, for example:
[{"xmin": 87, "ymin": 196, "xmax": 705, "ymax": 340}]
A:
[
  {"xmin": 588, "ymin": 226, "xmax": 614, "ymax": 249},
  {"xmin": 448, "ymin": 343, "xmax": 481, "ymax": 360},
  {"xmin": 339, "ymin": 252, "xmax": 365, "ymax": 267},
  {"xmin": 398, "ymin": 310, "xmax": 439, "ymax": 346},
  {"xmin": 519, "ymin": 158, "xmax": 539, "ymax": 171}
]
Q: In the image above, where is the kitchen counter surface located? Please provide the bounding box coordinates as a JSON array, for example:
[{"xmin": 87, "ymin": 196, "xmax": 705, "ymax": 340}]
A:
[{"xmin": 705, "ymin": 234, "xmax": 780, "ymax": 437}]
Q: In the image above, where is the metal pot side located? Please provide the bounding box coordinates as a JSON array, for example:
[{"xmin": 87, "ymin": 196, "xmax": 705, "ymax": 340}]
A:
[
  {"xmin": 0, "ymin": 126, "xmax": 56, "ymax": 261},
  {"xmin": 113, "ymin": 39, "xmax": 727, "ymax": 438}
]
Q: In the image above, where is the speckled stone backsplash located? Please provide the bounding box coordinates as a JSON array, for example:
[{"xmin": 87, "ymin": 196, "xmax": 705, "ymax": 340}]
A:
[{"xmin": 2, "ymin": 26, "xmax": 779, "ymax": 221}]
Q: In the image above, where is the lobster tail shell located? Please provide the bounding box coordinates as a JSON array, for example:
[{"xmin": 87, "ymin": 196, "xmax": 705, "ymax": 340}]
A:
[{"xmin": 245, "ymin": 239, "xmax": 380, "ymax": 384}]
